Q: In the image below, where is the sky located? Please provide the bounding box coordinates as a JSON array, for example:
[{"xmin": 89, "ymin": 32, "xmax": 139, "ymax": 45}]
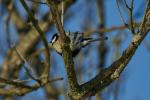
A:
[
  {"xmin": 105, "ymin": 0, "xmax": 150, "ymax": 100},
  {"xmin": 0, "ymin": 0, "xmax": 150, "ymax": 100}
]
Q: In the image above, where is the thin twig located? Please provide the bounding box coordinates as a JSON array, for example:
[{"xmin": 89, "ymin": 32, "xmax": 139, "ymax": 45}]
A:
[
  {"xmin": 4, "ymin": 14, "xmax": 11, "ymax": 48},
  {"xmin": 123, "ymin": 0, "xmax": 136, "ymax": 34},
  {"xmin": 0, "ymin": 77, "xmax": 33, "ymax": 88},
  {"xmin": 115, "ymin": 0, "xmax": 130, "ymax": 31},
  {"xmin": 130, "ymin": 0, "xmax": 135, "ymax": 34},
  {"xmin": 14, "ymin": 46, "xmax": 38, "ymax": 82},
  {"xmin": 61, "ymin": 0, "xmax": 64, "ymax": 26},
  {"xmin": 129, "ymin": 0, "xmax": 135, "ymax": 34},
  {"xmin": 123, "ymin": 0, "xmax": 131, "ymax": 10},
  {"xmin": 0, "ymin": 77, "xmax": 63, "ymax": 95},
  {"xmin": 46, "ymin": 0, "xmax": 66, "ymax": 40},
  {"xmin": 20, "ymin": 0, "xmax": 50, "ymax": 82},
  {"xmin": 85, "ymin": 22, "xmax": 140, "ymax": 36}
]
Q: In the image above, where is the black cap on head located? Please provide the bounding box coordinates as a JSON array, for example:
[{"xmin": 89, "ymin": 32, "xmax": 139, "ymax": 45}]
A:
[{"xmin": 51, "ymin": 33, "xmax": 59, "ymax": 44}]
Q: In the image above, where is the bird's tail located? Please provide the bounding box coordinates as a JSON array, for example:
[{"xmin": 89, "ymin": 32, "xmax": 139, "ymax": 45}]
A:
[
  {"xmin": 87, "ymin": 36, "xmax": 108, "ymax": 42},
  {"xmin": 82, "ymin": 36, "xmax": 108, "ymax": 47}
]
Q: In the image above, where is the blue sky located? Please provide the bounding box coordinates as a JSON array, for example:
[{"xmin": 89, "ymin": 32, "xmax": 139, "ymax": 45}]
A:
[{"xmin": 0, "ymin": 0, "xmax": 150, "ymax": 100}]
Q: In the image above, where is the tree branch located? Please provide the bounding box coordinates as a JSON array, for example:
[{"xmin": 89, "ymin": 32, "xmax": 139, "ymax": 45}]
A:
[
  {"xmin": 37, "ymin": 0, "xmax": 150, "ymax": 99},
  {"xmin": 0, "ymin": 77, "xmax": 63, "ymax": 96},
  {"xmin": 20, "ymin": 0, "xmax": 51, "ymax": 83},
  {"xmin": 0, "ymin": 0, "xmax": 76, "ymax": 96},
  {"xmin": 46, "ymin": 0, "xmax": 80, "ymax": 97},
  {"xmin": 80, "ymin": 0, "xmax": 150, "ymax": 97}
]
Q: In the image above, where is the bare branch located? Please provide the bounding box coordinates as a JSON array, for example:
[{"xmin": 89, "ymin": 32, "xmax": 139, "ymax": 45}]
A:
[
  {"xmin": 0, "ymin": 77, "xmax": 63, "ymax": 96},
  {"xmin": 85, "ymin": 22, "xmax": 140, "ymax": 36},
  {"xmin": 80, "ymin": 0, "xmax": 150, "ymax": 97},
  {"xmin": 123, "ymin": 0, "xmax": 131, "ymax": 10},
  {"xmin": 115, "ymin": 0, "xmax": 129, "ymax": 28},
  {"xmin": 14, "ymin": 45, "xmax": 38, "ymax": 82},
  {"xmin": 46, "ymin": 0, "xmax": 66, "ymax": 40},
  {"xmin": 20, "ymin": 0, "xmax": 51, "ymax": 82},
  {"xmin": 44, "ymin": 0, "xmax": 150, "ymax": 99},
  {"xmin": 46, "ymin": 0, "xmax": 80, "ymax": 97},
  {"xmin": 125, "ymin": 0, "xmax": 136, "ymax": 34}
]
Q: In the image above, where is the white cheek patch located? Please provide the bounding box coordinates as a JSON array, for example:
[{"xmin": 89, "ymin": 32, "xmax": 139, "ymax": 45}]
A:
[{"xmin": 52, "ymin": 36, "xmax": 57, "ymax": 43}]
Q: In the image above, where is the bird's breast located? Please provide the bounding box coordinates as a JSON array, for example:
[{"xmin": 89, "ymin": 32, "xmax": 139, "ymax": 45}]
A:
[{"xmin": 53, "ymin": 40, "xmax": 62, "ymax": 54}]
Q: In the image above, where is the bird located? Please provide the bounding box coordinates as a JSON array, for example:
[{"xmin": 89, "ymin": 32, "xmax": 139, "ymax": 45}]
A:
[{"xmin": 49, "ymin": 31, "xmax": 108, "ymax": 57}]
